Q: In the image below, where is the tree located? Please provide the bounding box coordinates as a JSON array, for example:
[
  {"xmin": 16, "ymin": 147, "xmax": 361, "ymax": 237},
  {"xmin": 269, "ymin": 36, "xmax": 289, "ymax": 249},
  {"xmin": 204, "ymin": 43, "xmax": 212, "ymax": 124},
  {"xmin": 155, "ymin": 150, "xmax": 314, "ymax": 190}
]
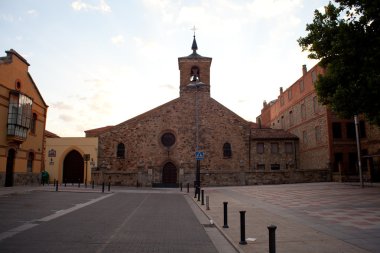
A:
[{"xmin": 298, "ymin": 0, "xmax": 380, "ymax": 125}]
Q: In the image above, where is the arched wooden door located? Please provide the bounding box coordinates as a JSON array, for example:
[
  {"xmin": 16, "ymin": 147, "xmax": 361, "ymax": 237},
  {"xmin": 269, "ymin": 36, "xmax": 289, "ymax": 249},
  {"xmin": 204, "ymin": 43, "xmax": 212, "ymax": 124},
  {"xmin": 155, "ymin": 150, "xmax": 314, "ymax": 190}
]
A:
[
  {"xmin": 5, "ymin": 149, "xmax": 16, "ymax": 187},
  {"xmin": 63, "ymin": 150, "xmax": 84, "ymax": 183},
  {"xmin": 162, "ymin": 162, "xmax": 177, "ymax": 184}
]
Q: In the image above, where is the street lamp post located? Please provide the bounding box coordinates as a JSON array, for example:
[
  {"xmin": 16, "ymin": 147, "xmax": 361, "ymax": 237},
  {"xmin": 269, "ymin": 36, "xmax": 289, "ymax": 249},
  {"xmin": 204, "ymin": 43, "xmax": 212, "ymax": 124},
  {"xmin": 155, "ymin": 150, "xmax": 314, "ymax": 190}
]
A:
[
  {"xmin": 188, "ymin": 76, "xmax": 205, "ymax": 189},
  {"xmin": 354, "ymin": 115, "xmax": 364, "ymax": 188}
]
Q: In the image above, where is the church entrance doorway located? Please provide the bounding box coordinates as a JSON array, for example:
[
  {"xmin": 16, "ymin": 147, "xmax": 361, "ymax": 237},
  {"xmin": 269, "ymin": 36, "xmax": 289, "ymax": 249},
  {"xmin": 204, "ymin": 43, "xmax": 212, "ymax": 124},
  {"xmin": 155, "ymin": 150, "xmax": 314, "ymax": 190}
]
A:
[
  {"xmin": 5, "ymin": 149, "xmax": 15, "ymax": 187},
  {"xmin": 63, "ymin": 150, "xmax": 84, "ymax": 183},
  {"xmin": 162, "ymin": 162, "xmax": 177, "ymax": 184}
]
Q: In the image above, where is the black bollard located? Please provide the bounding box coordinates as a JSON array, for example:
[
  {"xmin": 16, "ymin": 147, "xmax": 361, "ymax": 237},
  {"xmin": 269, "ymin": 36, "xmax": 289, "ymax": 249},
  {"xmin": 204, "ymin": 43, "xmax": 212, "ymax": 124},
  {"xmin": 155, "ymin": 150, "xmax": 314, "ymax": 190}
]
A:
[
  {"xmin": 108, "ymin": 182, "xmax": 111, "ymax": 191},
  {"xmin": 239, "ymin": 211, "xmax": 247, "ymax": 245},
  {"xmin": 187, "ymin": 183, "xmax": 190, "ymax": 193},
  {"xmin": 92, "ymin": 180, "xmax": 94, "ymax": 189},
  {"xmin": 268, "ymin": 225, "xmax": 277, "ymax": 253},
  {"xmin": 55, "ymin": 180, "xmax": 59, "ymax": 192},
  {"xmin": 102, "ymin": 182, "xmax": 105, "ymax": 193},
  {"xmin": 223, "ymin": 202, "xmax": 229, "ymax": 228},
  {"xmin": 194, "ymin": 186, "xmax": 198, "ymax": 198},
  {"xmin": 197, "ymin": 187, "xmax": 201, "ymax": 202},
  {"xmin": 201, "ymin": 190, "xmax": 205, "ymax": 205},
  {"xmin": 180, "ymin": 182, "xmax": 183, "ymax": 192},
  {"xmin": 64, "ymin": 181, "xmax": 67, "ymax": 187}
]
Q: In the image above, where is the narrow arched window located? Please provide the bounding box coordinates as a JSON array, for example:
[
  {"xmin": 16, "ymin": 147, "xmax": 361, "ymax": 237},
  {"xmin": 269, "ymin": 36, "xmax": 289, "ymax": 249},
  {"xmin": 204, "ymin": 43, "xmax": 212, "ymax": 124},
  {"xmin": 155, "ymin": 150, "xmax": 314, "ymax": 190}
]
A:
[
  {"xmin": 223, "ymin": 142, "xmax": 232, "ymax": 158},
  {"xmin": 116, "ymin": 143, "xmax": 125, "ymax": 159},
  {"xmin": 27, "ymin": 152, "xmax": 34, "ymax": 172}
]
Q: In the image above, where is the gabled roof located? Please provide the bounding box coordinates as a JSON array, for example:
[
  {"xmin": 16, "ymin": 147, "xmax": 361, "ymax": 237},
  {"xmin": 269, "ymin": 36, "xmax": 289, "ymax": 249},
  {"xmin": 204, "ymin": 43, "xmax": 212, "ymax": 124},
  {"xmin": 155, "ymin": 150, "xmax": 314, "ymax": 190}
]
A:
[
  {"xmin": 2, "ymin": 49, "xmax": 30, "ymax": 66},
  {"xmin": 28, "ymin": 72, "xmax": 48, "ymax": 108},
  {"xmin": 85, "ymin": 125, "xmax": 114, "ymax": 136},
  {"xmin": 250, "ymin": 128, "xmax": 298, "ymax": 140},
  {"xmin": 45, "ymin": 130, "xmax": 60, "ymax": 138}
]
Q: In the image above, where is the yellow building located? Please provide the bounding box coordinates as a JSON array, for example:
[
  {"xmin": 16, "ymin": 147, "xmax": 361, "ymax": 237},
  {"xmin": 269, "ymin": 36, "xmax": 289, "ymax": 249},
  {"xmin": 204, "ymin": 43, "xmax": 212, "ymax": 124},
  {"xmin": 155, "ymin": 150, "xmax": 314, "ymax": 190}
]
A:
[
  {"xmin": 45, "ymin": 136, "xmax": 98, "ymax": 184},
  {"xmin": 0, "ymin": 49, "xmax": 48, "ymax": 186}
]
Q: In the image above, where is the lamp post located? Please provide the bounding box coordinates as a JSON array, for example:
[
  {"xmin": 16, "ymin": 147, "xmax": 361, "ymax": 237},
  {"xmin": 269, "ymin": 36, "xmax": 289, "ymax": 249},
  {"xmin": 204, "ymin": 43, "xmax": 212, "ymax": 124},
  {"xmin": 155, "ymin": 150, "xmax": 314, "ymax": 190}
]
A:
[
  {"xmin": 188, "ymin": 75, "xmax": 205, "ymax": 188},
  {"xmin": 354, "ymin": 115, "xmax": 363, "ymax": 188}
]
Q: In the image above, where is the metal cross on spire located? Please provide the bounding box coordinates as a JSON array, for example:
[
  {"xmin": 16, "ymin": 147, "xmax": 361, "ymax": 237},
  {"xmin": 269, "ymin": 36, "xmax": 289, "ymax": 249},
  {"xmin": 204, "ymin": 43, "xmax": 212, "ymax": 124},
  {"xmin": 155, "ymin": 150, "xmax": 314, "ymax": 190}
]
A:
[
  {"xmin": 191, "ymin": 25, "xmax": 197, "ymax": 36},
  {"xmin": 190, "ymin": 26, "xmax": 198, "ymax": 52}
]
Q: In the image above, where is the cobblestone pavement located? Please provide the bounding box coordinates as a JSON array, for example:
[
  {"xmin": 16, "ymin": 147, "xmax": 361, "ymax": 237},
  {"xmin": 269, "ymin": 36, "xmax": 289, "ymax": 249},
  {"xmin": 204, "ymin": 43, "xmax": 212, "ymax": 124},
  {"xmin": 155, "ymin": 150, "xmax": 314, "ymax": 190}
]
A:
[{"xmin": 194, "ymin": 183, "xmax": 380, "ymax": 253}]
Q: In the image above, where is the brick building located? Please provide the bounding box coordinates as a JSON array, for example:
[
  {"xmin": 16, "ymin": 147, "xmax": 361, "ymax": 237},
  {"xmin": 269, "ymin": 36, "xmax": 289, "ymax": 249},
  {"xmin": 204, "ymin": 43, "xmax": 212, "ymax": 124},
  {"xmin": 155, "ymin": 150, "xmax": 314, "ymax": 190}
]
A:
[
  {"xmin": 257, "ymin": 64, "xmax": 380, "ymax": 182},
  {"xmin": 84, "ymin": 37, "xmax": 332, "ymax": 187},
  {"xmin": 0, "ymin": 49, "xmax": 48, "ymax": 186}
]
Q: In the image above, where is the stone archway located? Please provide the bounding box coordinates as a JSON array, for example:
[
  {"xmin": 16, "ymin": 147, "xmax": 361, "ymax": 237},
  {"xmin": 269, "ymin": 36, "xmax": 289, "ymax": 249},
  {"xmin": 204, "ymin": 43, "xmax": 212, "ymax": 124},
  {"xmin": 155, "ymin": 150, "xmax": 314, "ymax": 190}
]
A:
[
  {"xmin": 63, "ymin": 150, "xmax": 84, "ymax": 183},
  {"xmin": 5, "ymin": 149, "xmax": 16, "ymax": 187},
  {"xmin": 162, "ymin": 162, "xmax": 177, "ymax": 184}
]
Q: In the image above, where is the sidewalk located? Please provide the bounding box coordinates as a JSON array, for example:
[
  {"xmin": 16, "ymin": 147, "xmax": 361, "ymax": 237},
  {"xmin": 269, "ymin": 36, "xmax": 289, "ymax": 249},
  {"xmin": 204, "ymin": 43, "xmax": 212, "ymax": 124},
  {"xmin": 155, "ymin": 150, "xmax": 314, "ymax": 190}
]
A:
[{"xmin": 192, "ymin": 183, "xmax": 380, "ymax": 253}]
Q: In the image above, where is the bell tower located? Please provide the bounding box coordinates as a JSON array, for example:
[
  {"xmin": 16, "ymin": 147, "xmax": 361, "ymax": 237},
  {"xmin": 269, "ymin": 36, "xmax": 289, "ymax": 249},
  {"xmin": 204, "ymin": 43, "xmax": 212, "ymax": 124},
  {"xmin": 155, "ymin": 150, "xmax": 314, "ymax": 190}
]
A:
[{"xmin": 178, "ymin": 35, "xmax": 212, "ymax": 96}]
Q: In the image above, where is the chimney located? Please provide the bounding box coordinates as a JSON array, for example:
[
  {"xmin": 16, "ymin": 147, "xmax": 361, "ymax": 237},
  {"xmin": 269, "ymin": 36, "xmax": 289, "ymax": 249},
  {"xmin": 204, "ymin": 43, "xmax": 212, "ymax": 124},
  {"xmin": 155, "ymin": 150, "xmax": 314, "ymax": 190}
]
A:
[
  {"xmin": 302, "ymin": 64, "xmax": 307, "ymax": 75},
  {"xmin": 280, "ymin": 87, "xmax": 283, "ymax": 94}
]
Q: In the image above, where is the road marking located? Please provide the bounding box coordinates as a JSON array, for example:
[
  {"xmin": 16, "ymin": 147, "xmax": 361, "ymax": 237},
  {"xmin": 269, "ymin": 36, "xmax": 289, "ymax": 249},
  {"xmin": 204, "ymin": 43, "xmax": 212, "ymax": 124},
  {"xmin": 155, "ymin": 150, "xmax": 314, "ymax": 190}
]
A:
[{"xmin": 0, "ymin": 193, "xmax": 114, "ymax": 242}]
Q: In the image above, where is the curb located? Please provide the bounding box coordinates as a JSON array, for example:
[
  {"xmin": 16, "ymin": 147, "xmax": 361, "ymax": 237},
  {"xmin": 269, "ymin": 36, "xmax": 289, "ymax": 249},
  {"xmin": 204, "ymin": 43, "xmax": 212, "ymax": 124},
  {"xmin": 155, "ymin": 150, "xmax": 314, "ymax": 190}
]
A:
[{"xmin": 189, "ymin": 193, "xmax": 244, "ymax": 253}]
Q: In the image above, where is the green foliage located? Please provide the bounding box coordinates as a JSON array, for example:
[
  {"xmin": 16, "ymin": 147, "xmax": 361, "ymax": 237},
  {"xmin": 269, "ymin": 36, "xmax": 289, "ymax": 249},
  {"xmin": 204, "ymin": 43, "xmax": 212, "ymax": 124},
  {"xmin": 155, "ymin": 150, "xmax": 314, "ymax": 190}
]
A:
[{"xmin": 298, "ymin": 0, "xmax": 380, "ymax": 125}]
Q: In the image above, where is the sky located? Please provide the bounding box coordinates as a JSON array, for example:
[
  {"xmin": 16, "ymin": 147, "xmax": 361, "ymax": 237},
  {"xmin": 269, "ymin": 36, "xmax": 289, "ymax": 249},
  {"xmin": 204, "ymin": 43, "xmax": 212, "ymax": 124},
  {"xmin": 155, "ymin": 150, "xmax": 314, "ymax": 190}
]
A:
[{"xmin": 0, "ymin": 0, "xmax": 329, "ymax": 137}]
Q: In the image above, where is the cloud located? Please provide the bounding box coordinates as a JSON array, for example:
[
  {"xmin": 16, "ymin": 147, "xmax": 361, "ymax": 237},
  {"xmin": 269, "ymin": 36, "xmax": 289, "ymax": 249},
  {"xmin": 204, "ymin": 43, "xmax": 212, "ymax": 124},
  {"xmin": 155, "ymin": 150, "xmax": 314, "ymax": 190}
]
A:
[
  {"xmin": 51, "ymin": 101, "xmax": 74, "ymax": 110},
  {"xmin": 111, "ymin": 35, "xmax": 125, "ymax": 45},
  {"xmin": 59, "ymin": 114, "xmax": 75, "ymax": 122},
  {"xmin": 71, "ymin": 0, "xmax": 111, "ymax": 13},
  {"xmin": 0, "ymin": 14, "xmax": 21, "ymax": 23},
  {"xmin": 159, "ymin": 84, "xmax": 176, "ymax": 90},
  {"xmin": 27, "ymin": 9, "xmax": 39, "ymax": 17}
]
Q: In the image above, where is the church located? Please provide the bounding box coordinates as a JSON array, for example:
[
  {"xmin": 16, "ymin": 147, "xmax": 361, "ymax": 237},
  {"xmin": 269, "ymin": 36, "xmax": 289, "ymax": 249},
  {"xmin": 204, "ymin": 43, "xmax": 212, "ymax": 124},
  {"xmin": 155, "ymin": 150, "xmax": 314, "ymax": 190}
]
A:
[{"xmin": 85, "ymin": 36, "xmax": 325, "ymax": 187}]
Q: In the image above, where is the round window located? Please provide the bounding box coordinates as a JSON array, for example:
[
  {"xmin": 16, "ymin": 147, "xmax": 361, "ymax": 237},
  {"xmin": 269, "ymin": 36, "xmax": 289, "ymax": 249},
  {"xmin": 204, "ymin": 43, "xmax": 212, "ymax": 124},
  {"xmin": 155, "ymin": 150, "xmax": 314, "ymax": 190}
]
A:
[{"xmin": 161, "ymin": 132, "xmax": 176, "ymax": 148}]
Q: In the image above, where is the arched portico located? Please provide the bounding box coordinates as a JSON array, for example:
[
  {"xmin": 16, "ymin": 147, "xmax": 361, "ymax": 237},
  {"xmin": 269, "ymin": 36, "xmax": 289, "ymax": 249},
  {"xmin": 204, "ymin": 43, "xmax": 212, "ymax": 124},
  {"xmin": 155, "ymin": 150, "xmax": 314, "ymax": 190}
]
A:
[{"xmin": 63, "ymin": 150, "xmax": 84, "ymax": 183}]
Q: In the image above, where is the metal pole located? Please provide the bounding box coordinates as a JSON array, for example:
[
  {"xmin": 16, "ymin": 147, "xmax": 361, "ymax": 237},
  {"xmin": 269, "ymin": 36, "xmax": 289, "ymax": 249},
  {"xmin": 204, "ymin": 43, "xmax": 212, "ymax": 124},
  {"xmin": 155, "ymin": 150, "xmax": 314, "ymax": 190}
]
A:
[
  {"xmin": 85, "ymin": 159, "xmax": 88, "ymax": 187},
  {"xmin": 194, "ymin": 85, "xmax": 201, "ymax": 188},
  {"xmin": 197, "ymin": 187, "xmax": 201, "ymax": 202},
  {"xmin": 55, "ymin": 180, "xmax": 58, "ymax": 192},
  {"xmin": 268, "ymin": 225, "xmax": 277, "ymax": 253},
  {"xmin": 201, "ymin": 190, "xmax": 204, "ymax": 205},
  {"xmin": 187, "ymin": 183, "xmax": 190, "ymax": 193},
  {"xmin": 354, "ymin": 115, "xmax": 364, "ymax": 188},
  {"xmin": 206, "ymin": 196, "xmax": 210, "ymax": 210},
  {"xmin": 239, "ymin": 211, "xmax": 247, "ymax": 245},
  {"xmin": 223, "ymin": 202, "xmax": 229, "ymax": 228}
]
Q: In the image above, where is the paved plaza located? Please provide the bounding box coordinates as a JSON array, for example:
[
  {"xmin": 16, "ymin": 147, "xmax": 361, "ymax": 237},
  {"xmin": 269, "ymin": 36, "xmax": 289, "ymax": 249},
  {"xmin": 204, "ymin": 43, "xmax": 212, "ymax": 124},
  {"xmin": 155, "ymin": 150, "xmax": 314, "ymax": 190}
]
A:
[
  {"xmin": 0, "ymin": 185, "xmax": 236, "ymax": 253},
  {"xmin": 194, "ymin": 182, "xmax": 380, "ymax": 253},
  {"xmin": 0, "ymin": 183, "xmax": 379, "ymax": 252}
]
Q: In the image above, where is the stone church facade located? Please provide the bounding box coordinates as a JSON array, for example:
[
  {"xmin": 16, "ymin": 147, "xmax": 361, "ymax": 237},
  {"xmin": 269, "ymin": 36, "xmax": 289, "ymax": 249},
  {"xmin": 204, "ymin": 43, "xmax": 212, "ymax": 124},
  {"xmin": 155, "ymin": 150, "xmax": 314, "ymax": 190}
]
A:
[{"xmin": 86, "ymin": 37, "xmax": 326, "ymax": 187}]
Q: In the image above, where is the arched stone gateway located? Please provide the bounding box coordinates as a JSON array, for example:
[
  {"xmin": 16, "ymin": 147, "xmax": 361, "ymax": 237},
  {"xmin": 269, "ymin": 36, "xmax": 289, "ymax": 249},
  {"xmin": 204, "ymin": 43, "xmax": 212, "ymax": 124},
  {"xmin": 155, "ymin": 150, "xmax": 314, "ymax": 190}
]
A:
[
  {"xmin": 162, "ymin": 162, "xmax": 177, "ymax": 184},
  {"xmin": 5, "ymin": 149, "xmax": 16, "ymax": 187},
  {"xmin": 63, "ymin": 150, "xmax": 84, "ymax": 183}
]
